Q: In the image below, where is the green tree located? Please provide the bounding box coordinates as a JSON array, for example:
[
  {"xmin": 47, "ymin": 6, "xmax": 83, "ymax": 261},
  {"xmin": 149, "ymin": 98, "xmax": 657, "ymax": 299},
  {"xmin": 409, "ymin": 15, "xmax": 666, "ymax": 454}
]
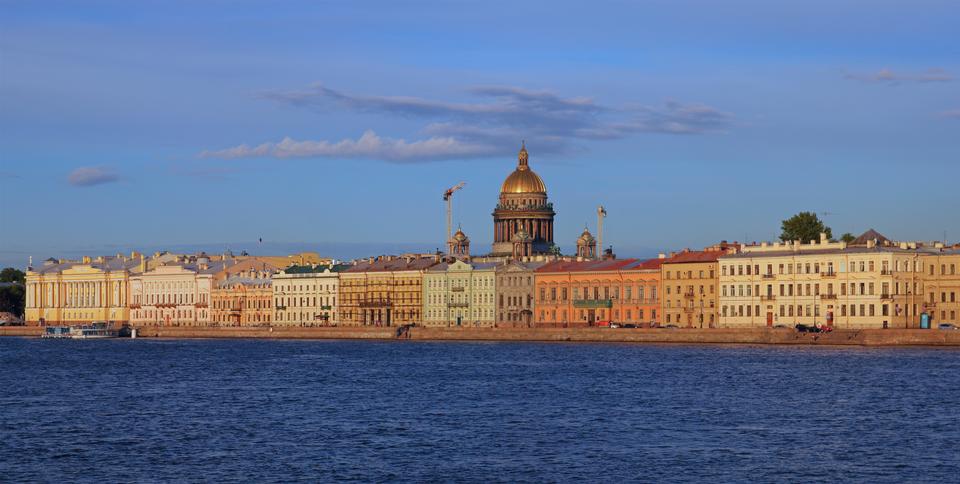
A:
[
  {"xmin": 780, "ymin": 212, "xmax": 832, "ymax": 243},
  {"xmin": 840, "ymin": 233, "xmax": 856, "ymax": 244},
  {"xmin": 0, "ymin": 267, "xmax": 26, "ymax": 317}
]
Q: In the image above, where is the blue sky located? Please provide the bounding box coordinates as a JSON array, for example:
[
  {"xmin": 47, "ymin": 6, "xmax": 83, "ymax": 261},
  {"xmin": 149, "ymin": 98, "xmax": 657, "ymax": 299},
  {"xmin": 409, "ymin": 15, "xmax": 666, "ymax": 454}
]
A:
[{"xmin": 1, "ymin": 0, "xmax": 958, "ymax": 268}]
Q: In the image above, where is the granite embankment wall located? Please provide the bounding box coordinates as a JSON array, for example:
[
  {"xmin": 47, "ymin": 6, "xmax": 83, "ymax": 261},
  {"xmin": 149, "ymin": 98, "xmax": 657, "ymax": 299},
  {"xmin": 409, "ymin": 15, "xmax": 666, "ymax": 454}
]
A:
[{"xmin": 4, "ymin": 325, "xmax": 960, "ymax": 346}]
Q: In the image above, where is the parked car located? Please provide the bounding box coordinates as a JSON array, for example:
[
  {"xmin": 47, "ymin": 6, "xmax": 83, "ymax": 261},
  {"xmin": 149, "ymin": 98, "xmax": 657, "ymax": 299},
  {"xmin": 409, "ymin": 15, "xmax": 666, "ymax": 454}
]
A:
[
  {"xmin": 664, "ymin": 324, "xmax": 679, "ymax": 329},
  {"xmin": 938, "ymin": 323, "xmax": 958, "ymax": 330},
  {"xmin": 795, "ymin": 324, "xmax": 821, "ymax": 333},
  {"xmin": 609, "ymin": 323, "xmax": 620, "ymax": 329},
  {"xmin": 622, "ymin": 323, "xmax": 638, "ymax": 329},
  {"xmin": 772, "ymin": 324, "xmax": 789, "ymax": 329}
]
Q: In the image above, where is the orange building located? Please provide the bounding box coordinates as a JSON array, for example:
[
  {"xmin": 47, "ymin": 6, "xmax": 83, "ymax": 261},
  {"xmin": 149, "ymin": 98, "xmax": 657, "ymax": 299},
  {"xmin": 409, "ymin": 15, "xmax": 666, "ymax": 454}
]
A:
[
  {"xmin": 210, "ymin": 260, "xmax": 280, "ymax": 327},
  {"xmin": 534, "ymin": 258, "xmax": 662, "ymax": 327}
]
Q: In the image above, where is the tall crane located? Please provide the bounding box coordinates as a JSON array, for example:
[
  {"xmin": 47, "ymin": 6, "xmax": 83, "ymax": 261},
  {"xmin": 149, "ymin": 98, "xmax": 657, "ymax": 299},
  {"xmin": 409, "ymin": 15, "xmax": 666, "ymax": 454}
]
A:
[
  {"xmin": 597, "ymin": 205, "xmax": 607, "ymax": 258},
  {"xmin": 443, "ymin": 182, "xmax": 466, "ymax": 246}
]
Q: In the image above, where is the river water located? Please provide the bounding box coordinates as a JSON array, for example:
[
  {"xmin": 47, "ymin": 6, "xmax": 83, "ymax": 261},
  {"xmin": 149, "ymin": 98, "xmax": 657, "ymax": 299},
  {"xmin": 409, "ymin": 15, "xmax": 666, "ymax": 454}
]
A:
[{"xmin": 1, "ymin": 338, "xmax": 957, "ymax": 482}]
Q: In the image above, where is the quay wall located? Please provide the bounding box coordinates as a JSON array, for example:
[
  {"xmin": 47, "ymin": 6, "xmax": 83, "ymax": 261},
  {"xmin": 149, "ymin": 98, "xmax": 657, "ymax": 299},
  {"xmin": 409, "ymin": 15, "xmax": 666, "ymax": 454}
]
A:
[{"xmin": 4, "ymin": 325, "xmax": 960, "ymax": 346}]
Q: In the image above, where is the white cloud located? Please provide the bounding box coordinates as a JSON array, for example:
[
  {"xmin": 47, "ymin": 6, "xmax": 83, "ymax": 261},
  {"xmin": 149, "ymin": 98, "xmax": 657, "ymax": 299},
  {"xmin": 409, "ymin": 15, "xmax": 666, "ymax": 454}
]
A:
[
  {"xmin": 67, "ymin": 166, "xmax": 120, "ymax": 187},
  {"xmin": 202, "ymin": 130, "xmax": 499, "ymax": 162}
]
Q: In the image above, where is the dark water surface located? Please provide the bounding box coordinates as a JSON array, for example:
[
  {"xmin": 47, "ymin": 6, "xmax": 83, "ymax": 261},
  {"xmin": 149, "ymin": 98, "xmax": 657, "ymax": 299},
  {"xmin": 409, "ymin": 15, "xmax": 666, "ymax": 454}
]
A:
[{"xmin": 1, "ymin": 338, "xmax": 958, "ymax": 482}]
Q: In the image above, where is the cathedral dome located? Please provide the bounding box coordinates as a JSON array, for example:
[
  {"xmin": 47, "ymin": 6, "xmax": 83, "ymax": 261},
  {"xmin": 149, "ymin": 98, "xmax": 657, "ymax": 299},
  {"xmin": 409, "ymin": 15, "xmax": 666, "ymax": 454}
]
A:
[{"xmin": 500, "ymin": 143, "xmax": 546, "ymax": 194}]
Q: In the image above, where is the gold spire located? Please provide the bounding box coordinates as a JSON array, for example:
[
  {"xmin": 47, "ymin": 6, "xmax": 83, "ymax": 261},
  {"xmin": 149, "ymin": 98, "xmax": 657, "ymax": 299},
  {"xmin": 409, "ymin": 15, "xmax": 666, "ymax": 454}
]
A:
[{"xmin": 518, "ymin": 141, "xmax": 528, "ymax": 170}]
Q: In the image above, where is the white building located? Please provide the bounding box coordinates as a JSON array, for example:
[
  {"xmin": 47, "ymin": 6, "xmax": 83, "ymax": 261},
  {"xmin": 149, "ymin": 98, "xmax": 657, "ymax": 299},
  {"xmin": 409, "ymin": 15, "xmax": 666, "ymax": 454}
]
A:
[
  {"xmin": 423, "ymin": 259, "xmax": 498, "ymax": 327},
  {"xmin": 272, "ymin": 264, "xmax": 348, "ymax": 326}
]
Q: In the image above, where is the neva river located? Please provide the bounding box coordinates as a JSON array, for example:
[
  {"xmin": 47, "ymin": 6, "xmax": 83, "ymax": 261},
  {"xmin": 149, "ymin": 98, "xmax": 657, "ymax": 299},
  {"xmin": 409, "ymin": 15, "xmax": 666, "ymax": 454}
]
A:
[{"xmin": 1, "ymin": 338, "xmax": 958, "ymax": 482}]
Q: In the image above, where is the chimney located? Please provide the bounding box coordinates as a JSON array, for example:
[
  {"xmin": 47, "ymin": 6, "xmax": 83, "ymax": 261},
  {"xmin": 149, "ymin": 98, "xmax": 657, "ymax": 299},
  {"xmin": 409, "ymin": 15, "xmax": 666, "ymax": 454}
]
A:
[
  {"xmin": 658, "ymin": 253, "xmax": 666, "ymax": 259},
  {"xmin": 820, "ymin": 232, "xmax": 828, "ymax": 243},
  {"xmin": 867, "ymin": 239, "xmax": 876, "ymax": 249},
  {"xmin": 82, "ymin": 256, "xmax": 91, "ymax": 264}
]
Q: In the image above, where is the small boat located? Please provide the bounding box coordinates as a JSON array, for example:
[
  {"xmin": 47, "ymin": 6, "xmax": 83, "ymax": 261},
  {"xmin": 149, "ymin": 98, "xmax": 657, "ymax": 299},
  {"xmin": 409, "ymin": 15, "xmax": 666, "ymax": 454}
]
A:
[{"xmin": 42, "ymin": 322, "xmax": 119, "ymax": 339}]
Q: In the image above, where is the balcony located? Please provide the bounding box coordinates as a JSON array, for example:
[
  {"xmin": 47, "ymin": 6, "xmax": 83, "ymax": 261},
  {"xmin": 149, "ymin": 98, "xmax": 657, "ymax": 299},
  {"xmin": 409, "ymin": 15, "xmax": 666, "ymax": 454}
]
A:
[
  {"xmin": 820, "ymin": 294, "xmax": 837, "ymax": 300},
  {"xmin": 359, "ymin": 300, "xmax": 392, "ymax": 308},
  {"xmin": 762, "ymin": 273, "xmax": 775, "ymax": 279},
  {"xmin": 821, "ymin": 271, "xmax": 837, "ymax": 278},
  {"xmin": 683, "ymin": 291, "xmax": 695, "ymax": 299},
  {"xmin": 573, "ymin": 299, "xmax": 613, "ymax": 309},
  {"xmin": 881, "ymin": 269, "xmax": 893, "ymax": 276},
  {"xmin": 451, "ymin": 286, "xmax": 465, "ymax": 292},
  {"xmin": 447, "ymin": 301, "xmax": 469, "ymax": 308},
  {"xmin": 880, "ymin": 293, "xmax": 892, "ymax": 300},
  {"xmin": 925, "ymin": 301, "xmax": 937, "ymax": 308},
  {"xmin": 760, "ymin": 295, "xmax": 776, "ymax": 301}
]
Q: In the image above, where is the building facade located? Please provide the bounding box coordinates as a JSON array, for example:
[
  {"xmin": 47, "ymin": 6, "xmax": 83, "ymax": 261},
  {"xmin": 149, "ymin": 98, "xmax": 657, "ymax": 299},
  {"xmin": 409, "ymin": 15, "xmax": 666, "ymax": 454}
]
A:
[
  {"xmin": 129, "ymin": 256, "xmax": 224, "ymax": 327},
  {"xmin": 922, "ymin": 249, "xmax": 960, "ymax": 325},
  {"xmin": 534, "ymin": 258, "xmax": 662, "ymax": 327},
  {"xmin": 718, "ymin": 233, "xmax": 932, "ymax": 329},
  {"xmin": 423, "ymin": 259, "xmax": 497, "ymax": 327},
  {"xmin": 491, "ymin": 144, "xmax": 556, "ymax": 255},
  {"xmin": 660, "ymin": 245, "xmax": 733, "ymax": 328},
  {"xmin": 210, "ymin": 260, "xmax": 280, "ymax": 326},
  {"xmin": 339, "ymin": 255, "xmax": 440, "ymax": 326},
  {"xmin": 496, "ymin": 260, "xmax": 547, "ymax": 327},
  {"xmin": 24, "ymin": 253, "xmax": 147, "ymax": 326},
  {"xmin": 272, "ymin": 264, "xmax": 347, "ymax": 326}
]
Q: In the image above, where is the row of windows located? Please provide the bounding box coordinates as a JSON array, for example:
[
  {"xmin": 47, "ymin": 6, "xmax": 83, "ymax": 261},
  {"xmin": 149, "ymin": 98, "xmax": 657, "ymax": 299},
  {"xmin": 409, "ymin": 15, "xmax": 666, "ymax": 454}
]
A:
[
  {"xmin": 274, "ymin": 296, "xmax": 336, "ymax": 308},
  {"xmin": 721, "ymin": 304, "xmax": 892, "ymax": 318},
  {"xmin": 663, "ymin": 269, "xmax": 715, "ymax": 280},
  {"xmin": 539, "ymin": 285, "xmax": 659, "ymax": 302},
  {"xmin": 426, "ymin": 277, "xmax": 495, "ymax": 288},
  {"xmin": 274, "ymin": 283, "xmax": 336, "ymax": 293},
  {"xmin": 133, "ymin": 309, "xmax": 208, "ymax": 320},
  {"xmin": 425, "ymin": 308, "xmax": 494, "ymax": 319},
  {"xmin": 538, "ymin": 308, "xmax": 658, "ymax": 322}
]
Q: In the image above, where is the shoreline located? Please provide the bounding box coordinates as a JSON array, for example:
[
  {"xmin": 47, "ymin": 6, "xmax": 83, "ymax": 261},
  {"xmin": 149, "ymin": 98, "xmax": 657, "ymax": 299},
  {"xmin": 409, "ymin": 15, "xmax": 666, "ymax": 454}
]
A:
[{"xmin": 4, "ymin": 326, "xmax": 960, "ymax": 347}]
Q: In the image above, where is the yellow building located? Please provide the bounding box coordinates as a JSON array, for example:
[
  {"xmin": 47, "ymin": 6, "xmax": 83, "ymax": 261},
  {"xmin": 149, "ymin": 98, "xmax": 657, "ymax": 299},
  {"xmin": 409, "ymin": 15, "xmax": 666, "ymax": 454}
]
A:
[
  {"xmin": 339, "ymin": 255, "xmax": 440, "ymax": 326},
  {"xmin": 423, "ymin": 259, "xmax": 498, "ymax": 327},
  {"xmin": 660, "ymin": 245, "xmax": 734, "ymax": 328},
  {"xmin": 24, "ymin": 253, "xmax": 148, "ymax": 326},
  {"xmin": 718, "ymin": 232, "xmax": 931, "ymax": 329}
]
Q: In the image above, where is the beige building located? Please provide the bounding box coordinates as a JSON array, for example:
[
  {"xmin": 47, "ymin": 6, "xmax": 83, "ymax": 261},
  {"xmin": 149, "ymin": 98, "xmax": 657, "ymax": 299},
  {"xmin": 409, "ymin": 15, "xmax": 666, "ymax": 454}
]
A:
[
  {"xmin": 423, "ymin": 259, "xmax": 498, "ymax": 327},
  {"xmin": 339, "ymin": 255, "xmax": 440, "ymax": 326},
  {"xmin": 129, "ymin": 255, "xmax": 227, "ymax": 327},
  {"xmin": 273, "ymin": 264, "xmax": 348, "ymax": 326},
  {"xmin": 922, "ymin": 249, "xmax": 960, "ymax": 325},
  {"xmin": 495, "ymin": 260, "xmax": 547, "ymax": 327},
  {"xmin": 24, "ymin": 253, "xmax": 151, "ymax": 326},
  {"xmin": 718, "ymin": 232, "xmax": 933, "ymax": 329}
]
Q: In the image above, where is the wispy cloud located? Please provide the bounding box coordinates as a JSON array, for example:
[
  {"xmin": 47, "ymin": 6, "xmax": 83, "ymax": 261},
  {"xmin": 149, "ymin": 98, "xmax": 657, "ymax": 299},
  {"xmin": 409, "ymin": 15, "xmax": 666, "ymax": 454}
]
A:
[
  {"xmin": 67, "ymin": 166, "xmax": 120, "ymax": 187},
  {"xmin": 844, "ymin": 68, "xmax": 953, "ymax": 84},
  {"xmin": 202, "ymin": 130, "xmax": 498, "ymax": 162},
  {"xmin": 203, "ymin": 84, "xmax": 733, "ymax": 162},
  {"xmin": 940, "ymin": 109, "xmax": 960, "ymax": 119}
]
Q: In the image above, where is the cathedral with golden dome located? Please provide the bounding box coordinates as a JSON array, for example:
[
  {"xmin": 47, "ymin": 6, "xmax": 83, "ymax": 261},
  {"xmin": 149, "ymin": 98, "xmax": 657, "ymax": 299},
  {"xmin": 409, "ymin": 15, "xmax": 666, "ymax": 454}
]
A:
[{"xmin": 491, "ymin": 143, "xmax": 556, "ymax": 256}]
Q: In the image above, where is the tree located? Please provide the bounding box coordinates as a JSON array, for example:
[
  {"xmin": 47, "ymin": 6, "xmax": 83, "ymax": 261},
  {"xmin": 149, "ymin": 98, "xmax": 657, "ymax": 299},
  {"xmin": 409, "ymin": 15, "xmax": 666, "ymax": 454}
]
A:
[
  {"xmin": 0, "ymin": 268, "xmax": 25, "ymax": 284},
  {"xmin": 780, "ymin": 212, "xmax": 832, "ymax": 243},
  {"xmin": 840, "ymin": 233, "xmax": 856, "ymax": 244},
  {"xmin": 0, "ymin": 268, "xmax": 26, "ymax": 317}
]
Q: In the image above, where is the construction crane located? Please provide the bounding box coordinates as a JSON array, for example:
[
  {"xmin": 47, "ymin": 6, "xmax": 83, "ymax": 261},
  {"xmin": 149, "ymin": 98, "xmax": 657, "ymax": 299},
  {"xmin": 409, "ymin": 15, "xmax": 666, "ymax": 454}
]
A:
[
  {"xmin": 597, "ymin": 205, "xmax": 607, "ymax": 258},
  {"xmin": 443, "ymin": 182, "xmax": 466, "ymax": 245}
]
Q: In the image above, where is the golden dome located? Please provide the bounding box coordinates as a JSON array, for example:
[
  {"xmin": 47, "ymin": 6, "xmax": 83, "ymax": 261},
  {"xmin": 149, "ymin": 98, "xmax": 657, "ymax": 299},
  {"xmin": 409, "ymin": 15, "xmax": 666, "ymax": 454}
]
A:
[{"xmin": 500, "ymin": 143, "xmax": 546, "ymax": 194}]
